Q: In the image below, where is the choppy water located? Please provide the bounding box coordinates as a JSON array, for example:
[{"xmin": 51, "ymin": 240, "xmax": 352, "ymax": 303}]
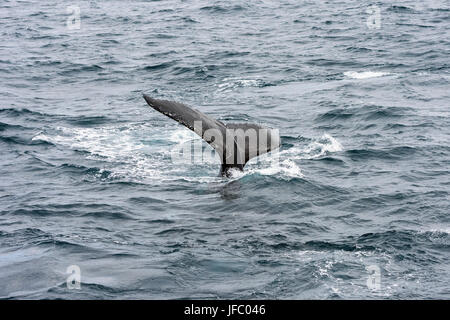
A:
[{"xmin": 1, "ymin": 0, "xmax": 449, "ymax": 299}]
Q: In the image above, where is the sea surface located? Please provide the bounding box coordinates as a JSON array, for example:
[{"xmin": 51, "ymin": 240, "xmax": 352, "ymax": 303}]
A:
[{"xmin": 0, "ymin": 0, "xmax": 449, "ymax": 299}]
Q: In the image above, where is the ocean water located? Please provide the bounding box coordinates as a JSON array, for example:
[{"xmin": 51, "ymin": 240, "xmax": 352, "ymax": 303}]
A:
[{"xmin": 0, "ymin": 0, "xmax": 449, "ymax": 299}]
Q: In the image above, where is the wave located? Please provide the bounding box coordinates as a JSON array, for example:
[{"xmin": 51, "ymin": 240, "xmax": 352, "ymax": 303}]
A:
[
  {"xmin": 0, "ymin": 107, "xmax": 47, "ymax": 118},
  {"xmin": 345, "ymin": 146, "xmax": 417, "ymax": 161},
  {"xmin": 387, "ymin": 5, "xmax": 416, "ymax": 13},
  {"xmin": 0, "ymin": 121, "xmax": 29, "ymax": 131},
  {"xmin": 3, "ymin": 205, "xmax": 132, "ymax": 220},
  {"xmin": 199, "ymin": 5, "xmax": 247, "ymax": 14},
  {"xmin": 344, "ymin": 71, "xmax": 391, "ymax": 79},
  {"xmin": 217, "ymin": 77, "xmax": 269, "ymax": 91},
  {"xmin": 142, "ymin": 61, "xmax": 176, "ymax": 71},
  {"xmin": 287, "ymin": 133, "xmax": 343, "ymax": 160},
  {"xmin": 57, "ymin": 64, "xmax": 104, "ymax": 76},
  {"xmin": 231, "ymin": 158, "xmax": 304, "ymax": 181},
  {"xmin": 420, "ymin": 227, "xmax": 450, "ymax": 237},
  {"xmin": 316, "ymin": 105, "xmax": 410, "ymax": 124},
  {"xmin": 1, "ymin": 134, "xmax": 54, "ymax": 146}
]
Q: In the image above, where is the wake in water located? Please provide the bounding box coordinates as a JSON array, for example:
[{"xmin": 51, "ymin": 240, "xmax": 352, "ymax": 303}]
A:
[{"xmin": 32, "ymin": 124, "xmax": 343, "ymax": 183}]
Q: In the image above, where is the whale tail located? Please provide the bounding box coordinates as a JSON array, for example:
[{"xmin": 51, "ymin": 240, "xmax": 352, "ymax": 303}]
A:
[{"xmin": 143, "ymin": 94, "xmax": 280, "ymax": 176}]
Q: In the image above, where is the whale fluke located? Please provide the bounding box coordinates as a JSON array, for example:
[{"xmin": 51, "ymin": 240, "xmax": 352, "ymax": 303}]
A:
[{"xmin": 143, "ymin": 94, "xmax": 280, "ymax": 176}]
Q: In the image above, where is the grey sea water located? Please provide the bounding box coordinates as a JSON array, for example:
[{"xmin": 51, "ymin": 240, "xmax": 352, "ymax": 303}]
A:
[{"xmin": 0, "ymin": 0, "xmax": 449, "ymax": 299}]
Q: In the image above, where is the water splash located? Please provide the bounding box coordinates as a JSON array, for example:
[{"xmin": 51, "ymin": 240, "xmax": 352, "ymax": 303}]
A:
[
  {"xmin": 230, "ymin": 133, "xmax": 343, "ymax": 180},
  {"xmin": 236, "ymin": 158, "xmax": 304, "ymax": 181},
  {"xmin": 298, "ymin": 133, "xmax": 343, "ymax": 160}
]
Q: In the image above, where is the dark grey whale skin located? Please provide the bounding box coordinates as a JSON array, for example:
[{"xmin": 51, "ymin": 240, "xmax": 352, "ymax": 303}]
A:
[{"xmin": 143, "ymin": 94, "xmax": 280, "ymax": 176}]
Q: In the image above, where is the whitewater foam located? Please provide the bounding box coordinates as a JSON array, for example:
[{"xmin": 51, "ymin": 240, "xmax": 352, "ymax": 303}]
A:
[
  {"xmin": 344, "ymin": 71, "xmax": 391, "ymax": 79},
  {"xmin": 32, "ymin": 127, "xmax": 344, "ymax": 183},
  {"xmin": 217, "ymin": 77, "xmax": 265, "ymax": 91},
  {"xmin": 295, "ymin": 133, "xmax": 343, "ymax": 160}
]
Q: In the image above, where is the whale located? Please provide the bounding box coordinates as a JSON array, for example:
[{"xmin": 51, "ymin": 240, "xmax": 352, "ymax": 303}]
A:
[{"xmin": 143, "ymin": 94, "xmax": 280, "ymax": 176}]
